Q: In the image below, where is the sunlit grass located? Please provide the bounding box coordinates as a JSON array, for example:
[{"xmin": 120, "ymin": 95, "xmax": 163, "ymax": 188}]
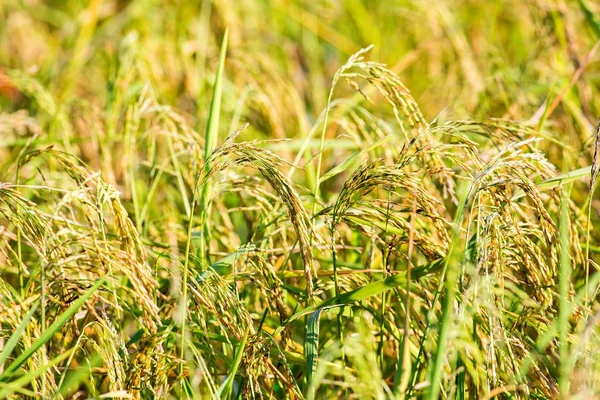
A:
[{"xmin": 0, "ymin": 1, "xmax": 599, "ymax": 399}]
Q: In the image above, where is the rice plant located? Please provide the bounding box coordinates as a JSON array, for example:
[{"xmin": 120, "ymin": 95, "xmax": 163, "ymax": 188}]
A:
[{"xmin": 0, "ymin": 0, "xmax": 599, "ymax": 399}]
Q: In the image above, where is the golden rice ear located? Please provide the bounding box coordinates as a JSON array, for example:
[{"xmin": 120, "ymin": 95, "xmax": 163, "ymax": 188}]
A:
[
  {"xmin": 198, "ymin": 131, "xmax": 318, "ymax": 302},
  {"xmin": 5, "ymin": 148, "xmax": 161, "ymax": 329}
]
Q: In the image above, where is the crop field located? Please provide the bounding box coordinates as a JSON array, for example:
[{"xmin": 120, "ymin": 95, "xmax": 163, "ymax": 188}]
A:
[{"xmin": 1, "ymin": 0, "xmax": 600, "ymax": 399}]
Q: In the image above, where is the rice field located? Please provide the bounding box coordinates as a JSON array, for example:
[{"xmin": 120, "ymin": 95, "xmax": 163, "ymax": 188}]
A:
[{"xmin": 1, "ymin": 0, "xmax": 600, "ymax": 398}]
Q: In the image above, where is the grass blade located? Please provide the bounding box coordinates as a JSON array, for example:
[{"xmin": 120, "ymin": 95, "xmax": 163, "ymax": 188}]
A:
[
  {"xmin": 0, "ymin": 301, "xmax": 39, "ymax": 369},
  {"xmin": 1, "ymin": 278, "xmax": 106, "ymax": 378},
  {"xmin": 277, "ymin": 258, "xmax": 444, "ymax": 330},
  {"xmin": 179, "ymin": 28, "xmax": 229, "ymax": 377},
  {"xmin": 427, "ymin": 187, "xmax": 470, "ymax": 400},
  {"xmin": 216, "ymin": 326, "xmax": 249, "ymax": 399},
  {"xmin": 558, "ymin": 186, "xmax": 572, "ymax": 396},
  {"xmin": 306, "ymin": 305, "xmax": 341, "ymax": 399},
  {"xmin": 511, "ymin": 166, "xmax": 591, "ymax": 200},
  {"xmin": 197, "ymin": 27, "xmax": 229, "ymax": 262},
  {"xmin": 203, "ymin": 28, "xmax": 229, "ymax": 162},
  {"xmin": 0, "ymin": 349, "xmax": 73, "ymax": 398}
]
